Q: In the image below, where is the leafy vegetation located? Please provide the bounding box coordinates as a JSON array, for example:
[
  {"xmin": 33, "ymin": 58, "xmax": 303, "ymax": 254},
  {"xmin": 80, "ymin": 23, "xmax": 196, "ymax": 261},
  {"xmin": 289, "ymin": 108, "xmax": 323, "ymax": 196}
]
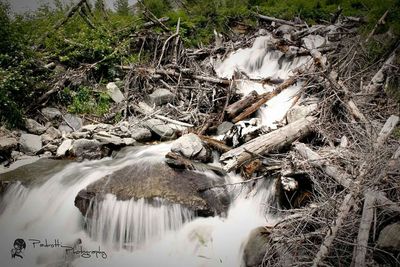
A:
[{"xmin": 0, "ymin": 0, "xmax": 399, "ymax": 128}]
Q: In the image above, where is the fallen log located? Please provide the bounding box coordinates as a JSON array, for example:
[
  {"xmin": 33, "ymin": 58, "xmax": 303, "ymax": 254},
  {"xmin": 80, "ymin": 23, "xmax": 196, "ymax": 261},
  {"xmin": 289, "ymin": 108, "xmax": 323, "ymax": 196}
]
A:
[
  {"xmin": 220, "ymin": 116, "xmax": 316, "ymax": 172},
  {"xmin": 374, "ymin": 115, "xmax": 399, "ymax": 149},
  {"xmin": 225, "ymin": 90, "xmax": 259, "ymax": 119},
  {"xmin": 232, "ymin": 76, "xmax": 298, "ymax": 123},
  {"xmin": 198, "ymin": 135, "xmax": 231, "ymax": 153},
  {"xmin": 255, "ymin": 12, "xmax": 302, "ymax": 27}
]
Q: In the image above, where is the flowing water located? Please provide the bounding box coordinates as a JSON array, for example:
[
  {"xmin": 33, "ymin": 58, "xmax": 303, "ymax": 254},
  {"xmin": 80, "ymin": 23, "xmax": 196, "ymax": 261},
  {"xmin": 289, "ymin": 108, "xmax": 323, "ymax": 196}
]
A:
[{"xmin": 0, "ymin": 34, "xmax": 313, "ymax": 267}]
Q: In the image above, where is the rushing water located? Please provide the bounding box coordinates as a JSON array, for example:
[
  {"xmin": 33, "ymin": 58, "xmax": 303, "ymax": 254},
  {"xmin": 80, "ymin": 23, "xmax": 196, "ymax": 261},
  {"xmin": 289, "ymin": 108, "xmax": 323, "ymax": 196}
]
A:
[{"xmin": 0, "ymin": 33, "xmax": 314, "ymax": 267}]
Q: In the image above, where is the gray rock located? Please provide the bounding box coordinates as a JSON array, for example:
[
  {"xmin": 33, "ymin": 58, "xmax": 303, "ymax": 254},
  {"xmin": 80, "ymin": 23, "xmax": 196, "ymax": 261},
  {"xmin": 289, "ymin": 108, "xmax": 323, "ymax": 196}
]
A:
[
  {"xmin": 41, "ymin": 127, "xmax": 61, "ymax": 144},
  {"xmin": 71, "ymin": 131, "xmax": 91, "ymax": 139},
  {"xmin": 0, "ymin": 137, "xmax": 18, "ymax": 155},
  {"xmin": 42, "ymin": 144, "xmax": 58, "ymax": 153},
  {"xmin": 147, "ymin": 88, "xmax": 175, "ymax": 106},
  {"xmin": 275, "ymin": 24, "xmax": 295, "ymax": 36},
  {"xmin": 217, "ymin": 121, "xmax": 234, "ymax": 135},
  {"xmin": 106, "ymin": 82, "xmax": 125, "ymax": 103},
  {"xmin": 145, "ymin": 119, "xmax": 176, "ymax": 140},
  {"xmin": 70, "ymin": 139, "xmax": 102, "ymax": 160},
  {"xmin": 286, "ymin": 104, "xmax": 317, "ymax": 123},
  {"xmin": 171, "ymin": 133, "xmax": 211, "ymax": 162},
  {"xmin": 59, "ymin": 114, "xmax": 83, "ymax": 133},
  {"xmin": 93, "ymin": 132, "xmax": 125, "ymax": 145},
  {"xmin": 130, "ymin": 126, "xmax": 152, "ymax": 142},
  {"xmin": 123, "ymin": 138, "xmax": 137, "ymax": 146},
  {"xmin": 75, "ymin": 161, "xmax": 229, "ymax": 217},
  {"xmin": 20, "ymin": 134, "xmax": 42, "ymax": 155},
  {"xmin": 56, "ymin": 139, "xmax": 73, "ymax": 157},
  {"xmin": 25, "ymin": 119, "xmax": 46, "ymax": 135},
  {"xmin": 377, "ymin": 223, "xmax": 400, "ymax": 250},
  {"xmin": 243, "ymin": 227, "xmax": 271, "ymax": 267},
  {"xmin": 81, "ymin": 123, "xmax": 112, "ymax": 133},
  {"xmin": 41, "ymin": 107, "xmax": 62, "ymax": 120}
]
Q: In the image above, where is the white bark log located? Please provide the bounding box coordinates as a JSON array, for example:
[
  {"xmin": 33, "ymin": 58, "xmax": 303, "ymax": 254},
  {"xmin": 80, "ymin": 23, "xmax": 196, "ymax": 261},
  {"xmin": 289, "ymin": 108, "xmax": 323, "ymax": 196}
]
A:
[
  {"xmin": 375, "ymin": 115, "xmax": 399, "ymax": 148},
  {"xmin": 220, "ymin": 116, "xmax": 316, "ymax": 172}
]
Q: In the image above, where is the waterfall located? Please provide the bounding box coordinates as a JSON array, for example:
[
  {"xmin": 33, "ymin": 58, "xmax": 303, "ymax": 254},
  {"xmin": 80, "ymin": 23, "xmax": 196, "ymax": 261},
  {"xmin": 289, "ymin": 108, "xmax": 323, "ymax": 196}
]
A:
[{"xmin": 0, "ymin": 33, "xmax": 313, "ymax": 267}]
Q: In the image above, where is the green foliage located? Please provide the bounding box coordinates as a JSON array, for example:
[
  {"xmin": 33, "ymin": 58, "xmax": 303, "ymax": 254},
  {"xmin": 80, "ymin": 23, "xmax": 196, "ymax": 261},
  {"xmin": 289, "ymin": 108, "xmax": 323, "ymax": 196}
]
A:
[
  {"xmin": 114, "ymin": 0, "xmax": 130, "ymax": 15},
  {"xmin": 65, "ymin": 86, "xmax": 111, "ymax": 116}
]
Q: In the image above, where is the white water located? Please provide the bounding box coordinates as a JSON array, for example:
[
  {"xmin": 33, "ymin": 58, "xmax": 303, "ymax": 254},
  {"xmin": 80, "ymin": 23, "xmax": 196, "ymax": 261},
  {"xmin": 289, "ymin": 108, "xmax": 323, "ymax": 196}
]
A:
[{"xmin": 0, "ymin": 34, "xmax": 311, "ymax": 267}]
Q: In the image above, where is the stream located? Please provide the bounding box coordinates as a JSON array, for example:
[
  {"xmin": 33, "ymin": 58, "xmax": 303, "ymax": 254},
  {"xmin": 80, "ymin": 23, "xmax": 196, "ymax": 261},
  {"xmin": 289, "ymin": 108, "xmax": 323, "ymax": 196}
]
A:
[{"xmin": 0, "ymin": 34, "xmax": 315, "ymax": 267}]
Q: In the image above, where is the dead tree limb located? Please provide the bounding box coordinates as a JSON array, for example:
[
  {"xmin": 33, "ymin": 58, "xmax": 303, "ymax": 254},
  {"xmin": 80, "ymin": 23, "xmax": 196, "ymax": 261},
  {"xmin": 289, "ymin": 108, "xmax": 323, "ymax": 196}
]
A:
[
  {"xmin": 225, "ymin": 90, "xmax": 259, "ymax": 119},
  {"xmin": 374, "ymin": 115, "xmax": 399, "ymax": 149},
  {"xmin": 254, "ymin": 12, "xmax": 302, "ymax": 27},
  {"xmin": 312, "ymin": 193, "xmax": 355, "ymax": 267},
  {"xmin": 365, "ymin": 10, "xmax": 389, "ymax": 43},
  {"xmin": 293, "ymin": 142, "xmax": 353, "ymax": 188},
  {"xmin": 352, "ymin": 192, "xmax": 376, "ymax": 267},
  {"xmin": 220, "ymin": 116, "xmax": 316, "ymax": 172},
  {"xmin": 232, "ymin": 76, "xmax": 298, "ymax": 123},
  {"xmin": 364, "ymin": 44, "xmax": 400, "ymax": 94}
]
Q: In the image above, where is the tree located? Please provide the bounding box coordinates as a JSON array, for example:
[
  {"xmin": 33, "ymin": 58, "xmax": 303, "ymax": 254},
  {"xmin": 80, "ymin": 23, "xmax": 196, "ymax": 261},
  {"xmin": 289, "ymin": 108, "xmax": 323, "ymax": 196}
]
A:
[{"xmin": 114, "ymin": 0, "xmax": 130, "ymax": 15}]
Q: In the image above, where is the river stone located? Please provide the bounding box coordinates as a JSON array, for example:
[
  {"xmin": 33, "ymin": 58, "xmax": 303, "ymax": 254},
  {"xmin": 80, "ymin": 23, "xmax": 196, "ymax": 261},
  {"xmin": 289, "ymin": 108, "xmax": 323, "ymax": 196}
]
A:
[
  {"xmin": 377, "ymin": 223, "xmax": 400, "ymax": 250},
  {"xmin": 106, "ymin": 82, "xmax": 125, "ymax": 103},
  {"xmin": 41, "ymin": 127, "xmax": 61, "ymax": 144},
  {"xmin": 75, "ymin": 161, "xmax": 229, "ymax": 217},
  {"xmin": 25, "ymin": 119, "xmax": 46, "ymax": 135},
  {"xmin": 171, "ymin": 133, "xmax": 211, "ymax": 162},
  {"xmin": 19, "ymin": 134, "xmax": 42, "ymax": 155},
  {"xmin": 147, "ymin": 88, "xmax": 175, "ymax": 106},
  {"xmin": 59, "ymin": 114, "xmax": 83, "ymax": 133},
  {"xmin": 243, "ymin": 227, "xmax": 271, "ymax": 267},
  {"xmin": 145, "ymin": 119, "xmax": 176, "ymax": 140},
  {"xmin": 0, "ymin": 137, "xmax": 18, "ymax": 156},
  {"xmin": 70, "ymin": 139, "xmax": 102, "ymax": 160},
  {"xmin": 56, "ymin": 139, "xmax": 73, "ymax": 157},
  {"xmin": 41, "ymin": 107, "xmax": 62, "ymax": 120},
  {"xmin": 93, "ymin": 132, "xmax": 125, "ymax": 146},
  {"xmin": 130, "ymin": 126, "xmax": 152, "ymax": 142}
]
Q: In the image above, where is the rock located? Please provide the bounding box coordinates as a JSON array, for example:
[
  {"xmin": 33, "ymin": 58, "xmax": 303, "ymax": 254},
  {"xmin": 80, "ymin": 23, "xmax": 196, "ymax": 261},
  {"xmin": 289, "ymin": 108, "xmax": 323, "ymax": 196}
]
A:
[
  {"xmin": 217, "ymin": 121, "xmax": 234, "ymax": 135},
  {"xmin": 19, "ymin": 134, "xmax": 42, "ymax": 155},
  {"xmin": 106, "ymin": 82, "xmax": 125, "ymax": 103},
  {"xmin": 59, "ymin": 114, "xmax": 83, "ymax": 133},
  {"xmin": 81, "ymin": 123, "xmax": 112, "ymax": 133},
  {"xmin": 42, "ymin": 144, "xmax": 58, "ymax": 153},
  {"xmin": 56, "ymin": 139, "xmax": 73, "ymax": 157},
  {"xmin": 145, "ymin": 119, "xmax": 176, "ymax": 140},
  {"xmin": 243, "ymin": 227, "xmax": 271, "ymax": 267},
  {"xmin": 302, "ymin": 35, "xmax": 326, "ymax": 50},
  {"xmin": 75, "ymin": 161, "xmax": 229, "ymax": 217},
  {"xmin": 0, "ymin": 137, "xmax": 18, "ymax": 156},
  {"xmin": 377, "ymin": 223, "xmax": 400, "ymax": 250},
  {"xmin": 93, "ymin": 132, "xmax": 125, "ymax": 146},
  {"xmin": 171, "ymin": 133, "xmax": 211, "ymax": 162},
  {"xmin": 41, "ymin": 107, "xmax": 62, "ymax": 120},
  {"xmin": 25, "ymin": 119, "xmax": 46, "ymax": 135},
  {"xmin": 123, "ymin": 138, "xmax": 137, "ymax": 146},
  {"xmin": 70, "ymin": 139, "xmax": 102, "ymax": 160},
  {"xmin": 71, "ymin": 131, "xmax": 91, "ymax": 139},
  {"xmin": 130, "ymin": 126, "xmax": 152, "ymax": 142},
  {"xmin": 275, "ymin": 24, "xmax": 295, "ymax": 36},
  {"xmin": 286, "ymin": 104, "xmax": 317, "ymax": 123},
  {"xmin": 147, "ymin": 88, "xmax": 175, "ymax": 106},
  {"xmin": 41, "ymin": 127, "xmax": 61, "ymax": 144}
]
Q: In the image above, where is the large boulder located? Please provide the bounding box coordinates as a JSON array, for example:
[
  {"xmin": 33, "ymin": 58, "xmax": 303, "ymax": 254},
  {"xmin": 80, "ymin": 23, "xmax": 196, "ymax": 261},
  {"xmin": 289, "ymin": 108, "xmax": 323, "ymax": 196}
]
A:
[
  {"xmin": 41, "ymin": 126, "xmax": 61, "ymax": 144},
  {"xmin": 0, "ymin": 137, "xmax": 18, "ymax": 158},
  {"xmin": 147, "ymin": 88, "xmax": 175, "ymax": 106},
  {"xmin": 25, "ymin": 119, "xmax": 46, "ymax": 135},
  {"xmin": 243, "ymin": 227, "xmax": 271, "ymax": 267},
  {"xmin": 19, "ymin": 134, "xmax": 42, "ymax": 155},
  {"xmin": 56, "ymin": 139, "xmax": 73, "ymax": 157},
  {"xmin": 130, "ymin": 126, "xmax": 152, "ymax": 142},
  {"xmin": 377, "ymin": 223, "xmax": 400, "ymax": 250},
  {"xmin": 70, "ymin": 139, "xmax": 103, "ymax": 160},
  {"xmin": 171, "ymin": 133, "xmax": 211, "ymax": 162},
  {"xmin": 75, "ymin": 161, "xmax": 229, "ymax": 217}
]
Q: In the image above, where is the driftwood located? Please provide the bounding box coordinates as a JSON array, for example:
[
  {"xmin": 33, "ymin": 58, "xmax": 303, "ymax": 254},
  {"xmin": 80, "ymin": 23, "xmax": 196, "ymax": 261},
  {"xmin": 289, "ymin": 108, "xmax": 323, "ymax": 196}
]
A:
[
  {"xmin": 352, "ymin": 192, "xmax": 375, "ymax": 267},
  {"xmin": 226, "ymin": 91, "xmax": 259, "ymax": 119},
  {"xmin": 143, "ymin": 17, "xmax": 170, "ymax": 28},
  {"xmin": 374, "ymin": 115, "xmax": 399, "ymax": 149},
  {"xmin": 364, "ymin": 44, "xmax": 400, "ymax": 94},
  {"xmin": 220, "ymin": 116, "xmax": 316, "ymax": 172},
  {"xmin": 198, "ymin": 135, "xmax": 231, "ymax": 153},
  {"xmin": 232, "ymin": 76, "xmax": 298, "ymax": 123}
]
